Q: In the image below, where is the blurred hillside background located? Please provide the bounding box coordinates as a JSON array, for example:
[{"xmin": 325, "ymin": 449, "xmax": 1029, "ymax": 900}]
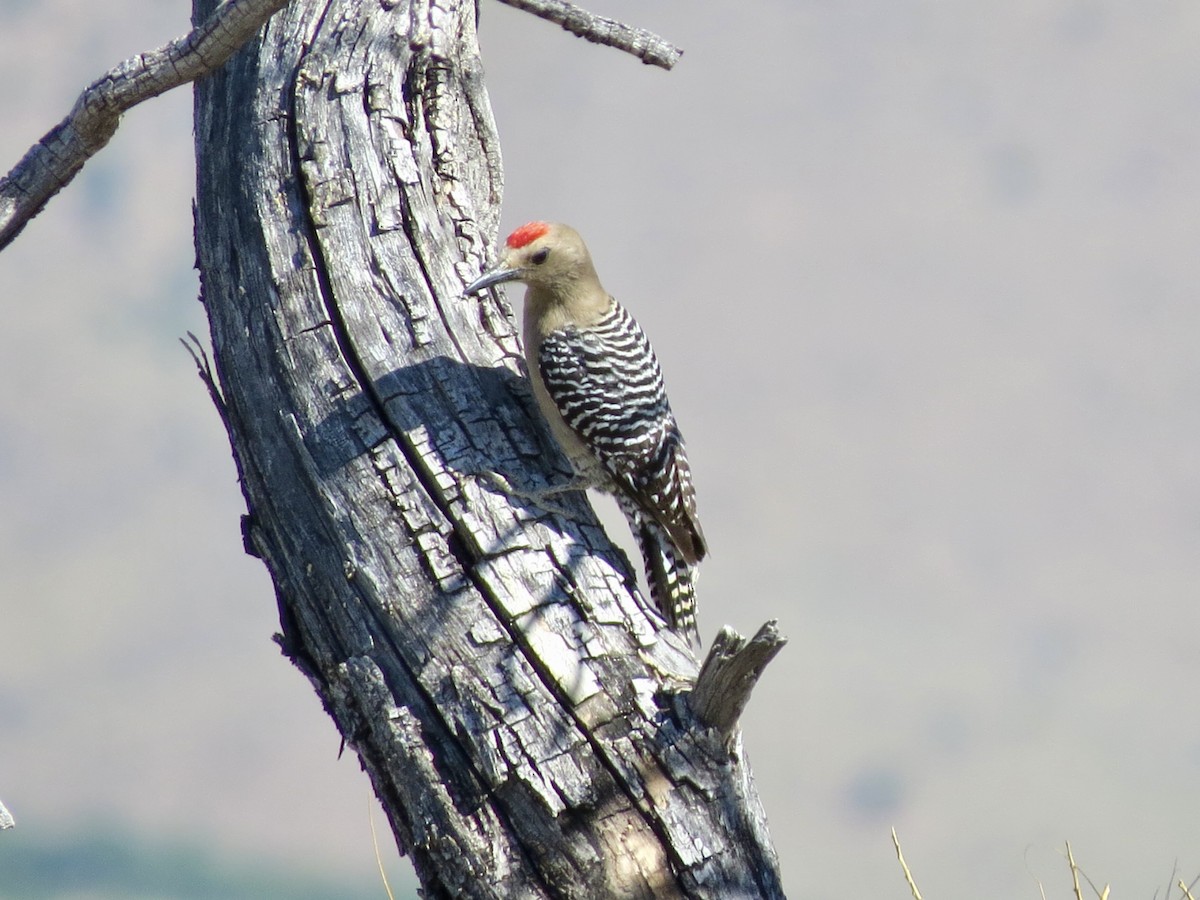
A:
[{"xmin": 2, "ymin": 1, "xmax": 1199, "ymax": 897}]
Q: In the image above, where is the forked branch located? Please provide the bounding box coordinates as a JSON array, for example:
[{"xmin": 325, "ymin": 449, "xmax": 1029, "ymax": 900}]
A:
[{"xmin": 690, "ymin": 620, "xmax": 787, "ymax": 745}]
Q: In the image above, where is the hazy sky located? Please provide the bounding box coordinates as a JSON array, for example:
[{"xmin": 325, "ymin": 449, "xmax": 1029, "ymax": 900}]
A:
[{"xmin": 2, "ymin": 1, "xmax": 1199, "ymax": 896}]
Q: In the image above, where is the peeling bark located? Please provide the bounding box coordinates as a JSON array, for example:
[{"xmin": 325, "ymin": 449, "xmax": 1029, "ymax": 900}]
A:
[{"xmin": 192, "ymin": 0, "xmax": 784, "ymax": 895}]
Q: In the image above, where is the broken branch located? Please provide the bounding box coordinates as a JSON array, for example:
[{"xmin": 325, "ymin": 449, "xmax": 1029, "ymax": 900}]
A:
[
  {"xmin": 495, "ymin": 0, "xmax": 682, "ymax": 70},
  {"xmin": 0, "ymin": 0, "xmax": 291, "ymax": 252},
  {"xmin": 689, "ymin": 620, "xmax": 786, "ymax": 745}
]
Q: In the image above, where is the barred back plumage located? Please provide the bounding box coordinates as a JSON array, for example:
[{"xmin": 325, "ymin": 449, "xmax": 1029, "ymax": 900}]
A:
[
  {"xmin": 538, "ymin": 300, "xmax": 706, "ymax": 561},
  {"xmin": 539, "ymin": 299, "xmax": 706, "ymax": 645},
  {"xmin": 464, "ymin": 222, "xmax": 706, "ymax": 646}
]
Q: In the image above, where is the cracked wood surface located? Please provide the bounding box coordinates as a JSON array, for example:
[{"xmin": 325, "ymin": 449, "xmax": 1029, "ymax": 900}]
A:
[{"xmin": 192, "ymin": 0, "xmax": 783, "ymax": 895}]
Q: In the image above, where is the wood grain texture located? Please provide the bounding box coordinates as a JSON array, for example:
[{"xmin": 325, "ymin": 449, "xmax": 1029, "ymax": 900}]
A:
[
  {"xmin": 192, "ymin": 0, "xmax": 783, "ymax": 894},
  {"xmin": 690, "ymin": 622, "xmax": 788, "ymax": 745}
]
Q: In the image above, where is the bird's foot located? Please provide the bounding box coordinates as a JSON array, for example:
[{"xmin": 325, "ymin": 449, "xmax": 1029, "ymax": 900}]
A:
[{"xmin": 480, "ymin": 471, "xmax": 594, "ymax": 517}]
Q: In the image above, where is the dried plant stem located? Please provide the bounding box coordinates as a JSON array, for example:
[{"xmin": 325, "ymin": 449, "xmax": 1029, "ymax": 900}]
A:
[{"xmin": 891, "ymin": 827, "xmax": 923, "ymax": 900}]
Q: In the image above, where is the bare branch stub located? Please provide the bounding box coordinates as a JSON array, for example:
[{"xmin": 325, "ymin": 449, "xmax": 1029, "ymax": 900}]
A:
[
  {"xmin": 495, "ymin": 0, "xmax": 683, "ymax": 70},
  {"xmin": 0, "ymin": 0, "xmax": 291, "ymax": 253},
  {"xmin": 689, "ymin": 621, "xmax": 787, "ymax": 744}
]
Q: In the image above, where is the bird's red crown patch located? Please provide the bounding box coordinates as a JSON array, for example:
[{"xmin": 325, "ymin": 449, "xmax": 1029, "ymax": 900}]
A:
[{"xmin": 507, "ymin": 221, "xmax": 550, "ymax": 249}]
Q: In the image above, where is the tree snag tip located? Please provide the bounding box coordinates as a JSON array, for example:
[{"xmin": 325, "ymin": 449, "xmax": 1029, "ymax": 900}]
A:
[{"xmin": 689, "ymin": 620, "xmax": 787, "ymax": 743}]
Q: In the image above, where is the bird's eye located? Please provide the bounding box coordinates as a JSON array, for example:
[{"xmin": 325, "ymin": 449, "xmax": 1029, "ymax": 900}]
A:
[{"xmin": 530, "ymin": 248, "xmax": 550, "ymax": 265}]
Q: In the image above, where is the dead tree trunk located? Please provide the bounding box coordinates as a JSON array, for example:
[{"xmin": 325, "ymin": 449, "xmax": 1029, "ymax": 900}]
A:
[{"xmin": 191, "ymin": 0, "xmax": 785, "ymax": 895}]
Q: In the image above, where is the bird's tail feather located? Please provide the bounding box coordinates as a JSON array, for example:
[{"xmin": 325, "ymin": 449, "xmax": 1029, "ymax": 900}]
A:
[{"xmin": 618, "ymin": 495, "xmax": 699, "ymax": 647}]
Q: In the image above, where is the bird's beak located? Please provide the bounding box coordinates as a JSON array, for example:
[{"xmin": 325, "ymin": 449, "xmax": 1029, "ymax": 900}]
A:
[{"xmin": 464, "ymin": 262, "xmax": 523, "ymax": 295}]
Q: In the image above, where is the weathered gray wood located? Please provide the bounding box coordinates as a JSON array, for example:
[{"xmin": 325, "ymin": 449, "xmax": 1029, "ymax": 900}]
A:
[
  {"xmin": 0, "ymin": 0, "xmax": 676, "ymax": 253},
  {"xmin": 690, "ymin": 622, "xmax": 788, "ymax": 746},
  {"xmin": 0, "ymin": 0, "xmax": 292, "ymax": 251},
  {"xmin": 191, "ymin": 0, "xmax": 785, "ymax": 895},
  {"xmin": 493, "ymin": 0, "xmax": 682, "ymax": 69}
]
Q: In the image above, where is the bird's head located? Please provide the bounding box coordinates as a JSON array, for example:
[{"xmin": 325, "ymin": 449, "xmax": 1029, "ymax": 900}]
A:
[{"xmin": 464, "ymin": 221, "xmax": 598, "ymax": 297}]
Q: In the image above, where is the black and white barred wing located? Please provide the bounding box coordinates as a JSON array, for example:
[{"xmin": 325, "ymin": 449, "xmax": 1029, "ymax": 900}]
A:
[{"xmin": 537, "ymin": 300, "xmax": 706, "ymax": 565}]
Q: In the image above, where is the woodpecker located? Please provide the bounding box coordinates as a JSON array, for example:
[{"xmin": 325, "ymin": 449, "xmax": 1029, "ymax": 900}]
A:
[{"xmin": 465, "ymin": 222, "xmax": 707, "ymax": 646}]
